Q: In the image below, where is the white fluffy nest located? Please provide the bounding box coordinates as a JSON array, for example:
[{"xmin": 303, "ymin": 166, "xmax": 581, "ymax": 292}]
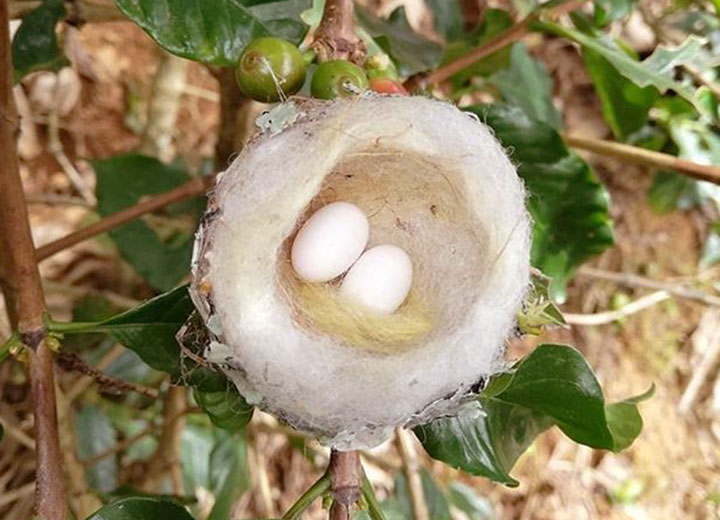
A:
[{"xmin": 189, "ymin": 95, "xmax": 530, "ymax": 450}]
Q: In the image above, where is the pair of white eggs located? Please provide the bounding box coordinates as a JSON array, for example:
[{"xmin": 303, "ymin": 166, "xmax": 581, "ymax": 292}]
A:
[{"xmin": 290, "ymin": 202, "xmax": 413, "ymax": 315}]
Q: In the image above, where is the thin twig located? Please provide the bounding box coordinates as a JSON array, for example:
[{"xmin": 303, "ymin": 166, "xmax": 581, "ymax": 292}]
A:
[
  {"xmin": 405, "ymin": 0, "xmax": 589, "ymax": 89},
  {"xmin": 0, "ymin": 1, "xmax": 67, "ymax": 516},
  {"xmin": 57, "ymin": 351, "xmax": 160, "ymax": 399},
  {"xmin": 0, "ymin": 482, "xmax": 35, "ymax": 509},
  {"xmin": 248, "ymin": 431, "xmax": 276, "ymax": 517},
  {"xmin": 563, "ymin": 290, "xmax": 670, "ymax": 325},
  {"xmin": 395, "ymin": 428, "xmax": 429, "ymax": 520},
  {"xmin": 140, "ymin": 386, "xmax": 186, "ymax": 493},
  {"xmin": 35, "ymin": 174, "xmax": 214, "ymax": 261},
  {"xmin": 678, "ymin": 310, "xmax": 720, "ymax": 415},
  {"xmin": 564, "ymin": 133, "xmax": 720, "ymax": 185},
  {"xmin": 577, "ymin": 266, "xmax": 720, "ymax": 306},
  {"xmin": 282, "ymin": 472, "xmax": 331, "ymax": 520},
  {"xmin": 47, "ymin": 76, "xmax": 95, "ymax": 204}
]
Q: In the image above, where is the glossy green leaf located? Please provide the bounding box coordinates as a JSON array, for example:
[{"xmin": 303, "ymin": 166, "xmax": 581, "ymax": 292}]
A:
[
  {"xmin": 415, "ymin": 399, "xmax": 551, "ymax": 486},
  {"xmin": 115, "ymin": 0, "xmax": 312, "ymax": 66},
  {"xmin": 536, "ymin": 22, "xmax": 708, "ymax": 116},
  {"xmin": 50, "ymin": 285, "xmax": 193, "ymax": 378},
  {"xmin": 207, "ymin": 434, "xmax": 250, "ymax": 520},
  {"xmin": 416, "ymin": 345, "xmax": 649, "ymax": 485},
  {"xmin": 87, "ymin": 497, "xmax": 195, "ymax": 520},
  {"xmin": 76, "ymin": 406, "xmax": 118, "ymax": 492},
  {"xmin": 491, "ymin": 43, "xmax": 563, "ymax": 130},
  {"xmin": 192, "ymin": 370, "xmax": 254, "ymax": 431},
  {"xmin": 448, "ymin": 483, "xmax": 495, "ymax": 520},
  {"xmin": 425, "ymin": 0, "xmax": 464, "ymax": 41},
  {"xmin": 356, "ymin": 6, "xmax": 444, "ymax": 76},
  {"xmin": 94, "ymin": 154, "xmax": 203, "ymax": 291},
  {"xmin": 12, "ymin": 0, "xmax": 69, "ymax": 82},
  {"xmin": 583, "ymin": 48, "xmax": 658, "ymax": 140},
  {"xmin": 467, "ymin": 104, "xmax": 613, "ymax": 295},
  {"xmin": 605, "ymin": 385, "xmax": 654, "ymax": 451}
]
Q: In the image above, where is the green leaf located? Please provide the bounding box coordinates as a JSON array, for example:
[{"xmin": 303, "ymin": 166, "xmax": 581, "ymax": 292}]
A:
[
  {"xmin": 517, "ymin": 271, "xmax": 567, "ymax": 335},
  {"xmin": 207, "ymin": 434, "xmax": 250, "ymax": 520},
  {"xmin": 94, "ymin": 154, "xmax": 202, "ymax": 291},
  {"xmin": 87, "ymin": 497, "xmax": 195, "ymax": 520},
  {"xmin": 648, "ymin": 171, "xmax": 698, "ymax": 213},
  {"xmin": 448, "ymin": 482, "xmax": 494, "ymax": 520},
  {"xmin": 115, "ymin": 0, "xmax": 312, "ymax": 67},
  {"xmin": 425, "ymin": 0, "xmax": 464, "ymax": 41},
  {"xmin": 11, "ymin": 0, "xmax": 69, "ymax": 82},
  {"xmin": 444, "ymin": 9, "xmax": 513, "ymax": 85},
  {"xmin": 491, "ymin": 43, "xmax": 563, "ymax": 130},
  {"xmin": 356, "ymin": 6, "xmax": 444, "ymax": 76},
  {"xmin": 100, "ymin": 486, "xmax": 197, "ymax": 506},
  {"xmin": 467, "ymin": 104, "xmax": 613, "ymax": 296},
  {"xmin": 536, "ymin": 22, "xmax": 709, "ymax": 117},
  {"xmin": 593, "ymin": 0, "xmax": 639, "ymax": 26},
  {"xmin": 50, "ymin": 285, "xmax": 193, "ymax": 378},
  {"xmin": 192, "ymin": 370, "xmax": 254, "ymax": 431},
  {"xmin": 76, "ymin": 406, "xmax": 118, "ymax": 492},
  {"xmin": 605, "ymin": 385, "xmax": 654, "ymax": 451},
  {"xmin": 583, "ymin": 48, "xmax": 658, "ymax": 140},
  {"xmin": 701, "ymin": 222, "xmax": 720, "ymax": 267},
  {"xmin": 415, "ymin": 345, "xmax": 649, "ymax": 485},
  {"xmin": 395, "ymin": 471, "xmax": 451, "ymax": 520}
]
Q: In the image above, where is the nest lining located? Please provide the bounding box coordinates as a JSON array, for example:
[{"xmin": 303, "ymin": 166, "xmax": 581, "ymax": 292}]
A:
[
  {"xmin": 277, "ymin": 146, "xmax": 490, "ymax": 354},
  {"xmin": 190, "ymin": 96, "xmax": 530, "ymax": 449}
]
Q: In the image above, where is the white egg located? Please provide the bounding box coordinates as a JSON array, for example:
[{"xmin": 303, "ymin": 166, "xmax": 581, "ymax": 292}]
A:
[
  {"xmin": 291, "ymin": 202, "xmax": 369, "ymax": 282},
  {"xmin": 340, "ymin": 244, "xmax": 413, "ymax": 315}
]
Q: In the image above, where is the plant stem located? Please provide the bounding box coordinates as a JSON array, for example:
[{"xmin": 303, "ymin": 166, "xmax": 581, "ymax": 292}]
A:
[
  {"xmin": 361, "ymin": 477, "xmax": 387, "ymax": 520},
  {"xmin": 35, "ymin": 174, "xmax": 214, "ymax": 261},
  {"xmin": 563, "ymin": 133, "xmax": 720, "ymax": 185},
  {"xmin": 0, "ymin": 0, "xmax": 67, "ymax": 516},
  {"xmin": 328, "ymin": 450, "xmax": 363, "ymax": 520},
  {"xmin": 312, "ymin": 0, "xmax": 365, "ymax": 63},
  {"xmin": 282, "ymin": 472, "xmax": 332, "ymax": 520},
  {"xmin": 405, "ymin": 0, "xmax": 589, "ymax": 90}
]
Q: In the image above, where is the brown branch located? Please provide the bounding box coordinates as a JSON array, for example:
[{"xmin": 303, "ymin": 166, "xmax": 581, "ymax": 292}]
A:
[
  {"xmin": 35, "ymin": 174, "xmax": 214, "ymax": 261},
  {"xmin": 0, "ymin": 0, "xmax": 67, "ymax": 516},
  {"xmin": 328, "ymin": 450, "xmax": 362, "ymax": 520},
  {"xmin": 564, "ymin": 133, "xmax": 720, "ymax": 185},
  {"xmin": 405, "ymin": 0, "xmax": 589, "ymax": 90},
  {"xmin": 312, "ymin": 0, "xmax": 365, "ymax": 64}
]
